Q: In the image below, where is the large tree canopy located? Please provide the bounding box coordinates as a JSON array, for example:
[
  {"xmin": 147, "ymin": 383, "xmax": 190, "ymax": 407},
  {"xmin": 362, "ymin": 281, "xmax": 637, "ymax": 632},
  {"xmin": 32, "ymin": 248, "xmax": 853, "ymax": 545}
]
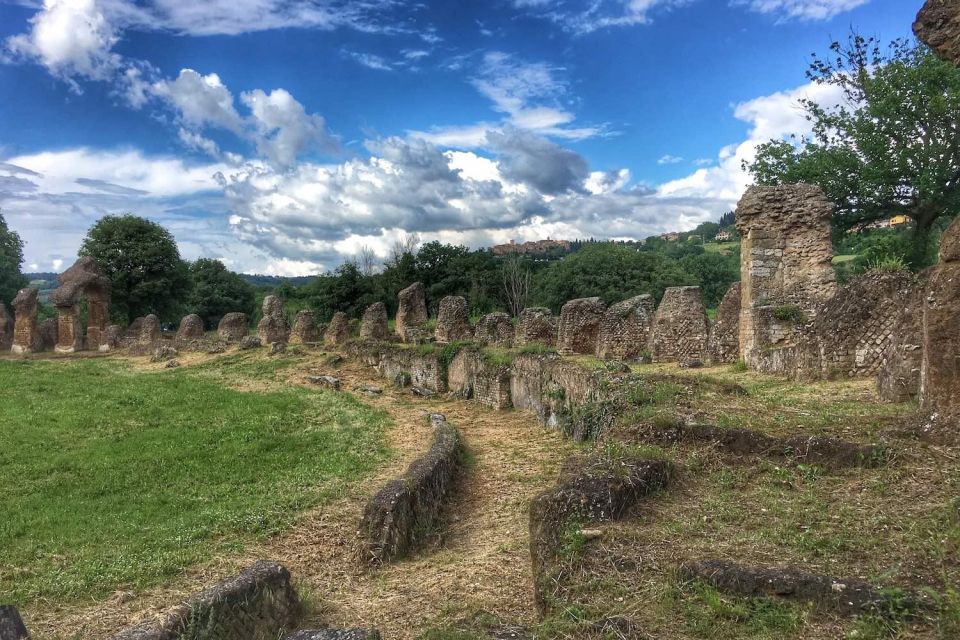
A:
[
  {"xmin": 0, "ymin": 211, "xmax": 28, "ymax": 305},
  {"xmin": 746, "ymin": 35, "xmax": 960, "ymax": 266},
  {"xmin": 188, "ymin": 259, "xmax": 256, "ymax": 328},
  {"xmin": 78, "ymin": 214, "xmax": 191, "ymax": 323}
]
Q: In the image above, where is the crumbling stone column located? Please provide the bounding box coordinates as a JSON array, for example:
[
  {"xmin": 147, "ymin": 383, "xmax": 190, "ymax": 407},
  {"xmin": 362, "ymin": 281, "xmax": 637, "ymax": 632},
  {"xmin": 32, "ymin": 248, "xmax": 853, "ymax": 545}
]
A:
[
  {"xmin": 920, "ymin": 216, "xmax": 960, "ymax": 417},
  {"xmin": 474, "ymin": 312, "xmax": 514, "ymax": 348},
  {"xmin": 650, "ymin": 286, "xmax": 709, "ymax": 364},
  {"xmin": 556, "ymin": 297, "xmax": 605, "ymax": 355},
  {"xmin": 396, "ymin": 282, "xmax": 428, "ymax": 343},
  {"xmin": 596, "ymin": 294, "xmax": 655, "ymax": 360},
  {"xmin": 360, "ymin": 302, "xmax": 390, "ymax": 341},
  {"xmin": 290, "ymin": 310, "xmax": 320, "ymax": 344},
  {"xmin": 0, "ymin": 302, "xmax": 13, "ymax": 351},
  {"xmin": 11, "ymin": 288, "xmax": 40, "ymax": 354},
  {"xmin": 435, "ymin": 296, "xmax": 473, "ymax": 343},
  {"xmin": 915, "ymin": 1, "xmax": 960, "ymax": 65},
  {"xmin": 514, "ymin": 307, "xmax": 557, "ymax": 348},
  {"xmin": 257, "ymin": 295, "xmax": 289, "ymax": 345},
  {"xmin": 707, "ymin": 282, "xmax": 741, "ymax": 365},
  {"xmin": 218, "ymin": 312, "xmax": 249, "ymax": 342},
  {"xmin": 325, "ymin": 311, "xmax": 351, "ymax": 347},
  {"xmin": 49, "ymin": 257, "xmax": 112, "ymax": 352},
  {"xmin": 736, "ymin": 184, "xmax": 837, "ymax": 374},
  {"xmin": 175, "ymin": 314, "xmax": 205, "ymax": 349}
]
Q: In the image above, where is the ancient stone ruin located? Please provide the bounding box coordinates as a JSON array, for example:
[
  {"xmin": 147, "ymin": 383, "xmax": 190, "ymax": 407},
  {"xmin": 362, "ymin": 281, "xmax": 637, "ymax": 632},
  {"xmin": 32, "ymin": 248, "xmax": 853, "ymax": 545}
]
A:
[
  {"xmin": 556, "ymin": 297, "xmax": 605, "ymax": 355},
  {"xmin": 218, "ymin": 312, "xmax": 249, "ymax": 342},
  {"xmin": 174, "ymin": 314, "xmax": 205, "ymax": 349},
  {"xmin": 596, "ymin": 294, "xmax": 654, "ymax": 361},
  {"xmin": 396, "ymin": 282, "xmax": 428, "ymax": 343},
  {"xmin": 290, "ymin": 310, "xmax": 321, "ymax": 344},
  {"xmin": 877, "ymin": 275, "xmax": 926, "ymax": 402},
  {"xmin": 920, "ymin": 216, "xmax": 960, "ymax": 419},
  {"xmin": 514, "ymin": 307, "xmax": 557, "ymax": 348},
  {"xmin": 434, "ymin": 296, "xmax": 472, "ymax": 343},
  {"xmin": 915, "ymin": 0, "xmax": 960, "ymax": 65},
  {"xmin": 707, "ymin": 282, "xmax": 740, "ymax": 364},
  {"xmin": 129, "ymin": 314, "xmax": 162, "ymax": 355},
  {"xmin": 650, "ymin": 287, "xmax": 709, "ymax": 364},
  {"xmin": 11, "ymin": 288, "xmax": 40, "ymax": 354},
  {"xmin": 473, "ymin": 312, "xmax": 514, "ymax": 348},
  {"xmin": 257, "ymin": 295, "xmax": 289, "ymax": 346},
  {"xmin": 103, "ymin": 324, "xmax": 124, "ymax": 350},
  {"xmin": 48, "ymin": 257, "xmax": 112, "ymax": 353},
  {"xmin": 360, "ymin": 302, "xmax": 390, "ymax": 341},
  {"xmin": 324, "ymin": 311, "xmax": 351, "ymax": 347},
  {"xmin": 0, "ymin": 303, "xmax": 12, "ymax": 351},
  {"xmin": 735, "ymin": 184, "xmax": 837, "ymax": 374},
  {"xmin": 38, "ymin": 318, "xmax": 58, "ymax": 352}
]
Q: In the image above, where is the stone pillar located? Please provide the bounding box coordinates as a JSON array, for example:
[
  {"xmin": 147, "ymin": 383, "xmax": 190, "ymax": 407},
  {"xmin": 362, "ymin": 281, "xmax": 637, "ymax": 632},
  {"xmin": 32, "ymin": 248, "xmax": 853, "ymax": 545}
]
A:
[
  {"xmin": 324, "ymin": 311, "xmax": 351, "ymax": 347},
  {"xmin": 11, "ymin": 288, "xmax": 40, "ymax": 354},
  {"xmin": 920, "ymin": 216, "xmax": 960, "ymax": 417},
  {"xmin": 435, "ymin": 296, "xmax": 473, "ymax": 343},
  {"xmin": 175, "ymin": 314, "xmax": 205, "ymax": 349},
  {"xmin": 474, "ymin": 312, "xmax": 514, "ymax": 348},
  {"xmin": 514, "ymin": 307, "xmax": 557, "ymax": 348},
  {"xmin": 396, "ymin": 282, "xmax": 428, "ymax": 343},
  {"xmin": 55, "ymin": 304, "xmax": 82, "ymax": 352},
  {"xmin": 360, "ymin": 302, "xmax": 390, "ymax": 341},
  {"xmin": 290, "ymin": 310, "xmax": 320, "ymax": 344},
  {"xmin": 735, "ymin": 184, "xmax": 837, "ymax": 374},
  {"xmin": 218, "ymin": 313, "xmax": 249, "ymax": 342},
  {"xmin": 707, "ymin": 282, "xmax": 741, "ymax": 365},
  {"xmin": 257, "ymin": 295, "xmax": 289, "ymax": 345},
  {"xmin": 650, "ymin": 286, "xmax": 709, "ymax": 364},
  {"xmin": 87, "ymin": 297, "xmax": 109, "ymax": 350},
  {"xmin": 556, "ymin": 297, "xmax": 605, "ymax": 355},
  {"xmin": 0, "ymin": 302, "xmax": 13, "ymax": 351},
  {"xmin": 596, "ymin": 294, "xmax": 655, "ymax": 361}
]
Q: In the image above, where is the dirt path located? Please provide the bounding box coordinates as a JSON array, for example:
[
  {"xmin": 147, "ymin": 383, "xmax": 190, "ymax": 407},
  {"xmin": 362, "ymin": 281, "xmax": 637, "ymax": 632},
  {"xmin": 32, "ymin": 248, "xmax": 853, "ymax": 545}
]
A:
[{"xmin": 30, "ymin": 352, "xmax": 574, "ymax": 639}]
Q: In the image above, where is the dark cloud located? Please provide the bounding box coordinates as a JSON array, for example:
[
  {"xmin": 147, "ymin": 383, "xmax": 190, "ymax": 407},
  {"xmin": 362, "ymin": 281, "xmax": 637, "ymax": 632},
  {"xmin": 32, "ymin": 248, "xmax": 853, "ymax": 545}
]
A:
[{"xmin": 487, "ymin": 128, "xmax": 588, "ymax": 195}]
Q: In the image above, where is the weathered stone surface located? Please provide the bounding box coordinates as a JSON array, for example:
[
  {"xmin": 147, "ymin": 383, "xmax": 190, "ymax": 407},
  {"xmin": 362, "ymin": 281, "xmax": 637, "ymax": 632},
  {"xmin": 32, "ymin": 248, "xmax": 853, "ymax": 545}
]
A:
[
  {"xmin": 650, "ymin": 287, "xmax": 709, "ymax": 364},
  {"xmin": 257, "ymin": 296, "xmax": 289, "ymax": 345},
  {"xmin": 514, "ymin": 307, "xmax": 557, "ymax": 348},
  {"xmin": 308, "ymin": 375, "xmax": 341, "ymax": 391},
  {"xmin": 286, "ymin": 629, "xmax": 381, "ymax": 639},
  {"xmin": 50, "ymin": 257, "xmax": 111, "ymax": 352},
  {"xmin": 174, "ymin": 314, "xmax": 205, "ymax": 350},
  {"xmin": 448, "ymin": 347, "xmax": 512, "ymax": 409},
  {"xmin": 290, "ymin": 310, "xmax": 321, "ymax": 344},
  {"xmin": 920, "ymin": 216, "xmax": 960, "ymax": 418},
  {"xmin": 11, "ymin": 288, "xmax": 40, "ymax": 354},
  {"xmin": 877, "ymin": 275, "xmax": 927, "ymax": 402},
  {"xmin": 324, "ymin": 311, "xmax": 351, "ymax": 347},
  {"xmin": 218, "ymin": 312, "xmax": 249, "ymax": 342},
  {"xmin": 596, "ymin": 294, "xmax": 654, "ymax": 361},
  {"xmin": 104, "ymin": 324, "xmax": 124, "ymax": 349},
  {"xmin": 707, "ymin": 283, "xmax": 741, "ymax": 365},
  {"xmin": 736, "ymin": 184, "xmax": 837, "ymax": 374},
  {"xmin": 915, "ymin": 0, "xmax": 960, "ymax": 65},
  {"xmin": 474, "ymin": 312, "xmax": 514, "ymax": 348},
  {"xmin": 0, "ymin": 605, "xmax": 29, "ymax": 640},
  {"xmin": 39, "ymin": 317, "xmax": 58, "ymax": 351},
  {"xmin": 359, "ymin": 302, "xmax": 390, "ymax": 341},
  {"xmin": 126, "ymin": 317, "xmax": 144, "ymax": 339},
  {"xmin": 240, "ymin": 335, "xmax": 262, "ymax": 349},
  {"xmin": 557, "ymin": 297, "xmax": 605, "ymax": 355},
  {"xmin": 396, "ymin": 282, "xmax": 428, "ymax": 343},
  {"xmin": 133, "ymin": 314, "xmax": 162, "ymax": 355},
  {"xmin": 109, "ymin": 560, "xmax": 301, "ymax": 640},
  {"xmin": 150, "ymin": 345, "xmax": 178, "ymax": 363},
  {"xmin": 375, "ymin": 344, "xmax": 448, "ymax": 393},
  {"xmin": 435, "ymin": 296, "xmax": 473, "ymax": 343},
  {"xmin": 0, "ymin": 303, "xmax": 12, "ymax": 351}
]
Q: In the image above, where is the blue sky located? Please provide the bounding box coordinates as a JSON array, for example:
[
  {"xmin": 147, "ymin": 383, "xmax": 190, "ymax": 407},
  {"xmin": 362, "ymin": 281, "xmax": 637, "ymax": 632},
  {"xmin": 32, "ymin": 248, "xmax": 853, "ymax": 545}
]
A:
[{"xmin": 0, "ymin": 0, "xmax": 919, "ymax": 275}]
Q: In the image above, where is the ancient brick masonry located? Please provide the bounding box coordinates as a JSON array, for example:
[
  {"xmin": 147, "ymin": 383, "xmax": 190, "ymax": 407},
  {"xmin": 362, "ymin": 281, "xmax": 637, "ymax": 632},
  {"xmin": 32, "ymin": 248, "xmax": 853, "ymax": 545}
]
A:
[
  {"xmin": 915, "ymin": 0, "xmax": 960, "ymax": 65},
  {"xmin": 707, "ymin": 283, "xmax": 741, "ymax": 364},
  {"xmin": 473, "ymin": 312, "xmax": 514, "ymax": 348},
  {"xmin": 650, "ymin": 287, "xmax": 709, "ymax": 364},
  {"xmin": 434, "ymin": 295, "xmax": 473, "ymax": 343},
  {"xmin": 596, "ymin": 294, "xmax": 654, "ymax": 360},
  {"xmin": 258, "ymin": 295, "xmax": 290, "ymax": 345},
  {"xmin": 448, "ymin": 347, "xmax": 512, "ymax": 409},
  {"xmin": 290, "ymin": 310, "xmax": 321, "ymax": 344},
  {"xmin": 324, "ymin": 311, "xmax": 351, "ymax": 347},
  {"xmin": 920, "ymin": 216, "xmax": 960, "ymax": 418},
  {"xmin": 360, "ymin": 302, "xmax": 390, "ymax": 341},
  {"xmin": 218, "ymin": 312, "xmax": 249, "ymax": 342},
  {"xmin": 877, "ymin": 275, "xmax": 927, "ymax": 402},
  {"xmin": 556, "ymin": 297, "xmax": 605, "ymax": 355},
  {"xmin": 11, "ymin": 288, "xmax": 40, "ymax": 354},
  {"xmin": 48, "ymin": 257, "xmax": 112, "ymax": 352},
  {"xmin": 736, "ymin": 184, "xmax": 837, "ymax": 374},
  {"xmin": 0, "ymin": 302, "xmax": 12, "ymax": 351},
  {"xmin": 514, "ymin": 307, "xmax": 557, "ymax": 348},
  {"xmin": 396, "ymin": 282, "xmax": 428, "ymax": 343}
]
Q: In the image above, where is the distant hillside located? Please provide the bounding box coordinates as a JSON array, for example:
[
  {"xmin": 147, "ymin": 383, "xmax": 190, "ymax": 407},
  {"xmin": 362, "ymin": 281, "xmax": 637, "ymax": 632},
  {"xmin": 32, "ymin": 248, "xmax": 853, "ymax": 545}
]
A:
[{"xmin": 240, "ymin": 274, "xmax": 315, "ymax": 288}]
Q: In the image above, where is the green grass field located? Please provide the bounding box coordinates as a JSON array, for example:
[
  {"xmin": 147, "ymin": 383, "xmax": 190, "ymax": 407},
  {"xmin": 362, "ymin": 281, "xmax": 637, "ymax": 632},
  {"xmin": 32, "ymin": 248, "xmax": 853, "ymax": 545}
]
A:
[{"xmin": 0, "ymin": 357, "xmax": 391, "ymax": 605}]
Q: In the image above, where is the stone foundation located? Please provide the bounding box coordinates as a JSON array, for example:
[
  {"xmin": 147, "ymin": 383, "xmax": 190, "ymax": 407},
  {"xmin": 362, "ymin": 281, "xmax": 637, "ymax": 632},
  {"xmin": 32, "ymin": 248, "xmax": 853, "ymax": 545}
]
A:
[
  {"xmin": 556, "ymin": 297, "xmax": 605, "ymax": 355},
  {"xmin": 707, "ymin": 282, "xmax": 740, "ymax": 364},
  {"xmin": 376, "ymin": 345, "xmax": 448, "ymax": 392},
  {"xmin": 448, "ymin": 347, "xmax": 512, "ymax": 409},
  {"xmin": 650, "ymin": 286, "xmax": 709, "ymax": 364},
  {"xmin": 596, "ymin": 294, "xmax": 654, "ymax": 360}
]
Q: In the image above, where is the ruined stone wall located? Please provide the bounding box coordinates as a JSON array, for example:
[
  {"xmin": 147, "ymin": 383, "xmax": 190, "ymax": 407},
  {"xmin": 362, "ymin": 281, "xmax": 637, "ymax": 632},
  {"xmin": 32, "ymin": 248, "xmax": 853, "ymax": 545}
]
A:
[
  {"xmin": 556, "ymin": 297, "xmax": 604, "ymax": 355},
  {"xmin": 877, "ymin": 274, "xmax": 927, "ymax": 402},
  {"xmin": 915, "ymin": 1, "xmax": 960, "ymax": 65},
  {"xmin": 920, "ymin": 216, "xmax": 960, "ymax": 418},
  {"xmin": 473, "ymin": 312, "xmax": 514, "ymax": 348},
  {"xmin": 49, "ymin": 257, "xmax": 111, "ymax": 352},
  {"xmin": 396, "ymin": 282, "xmax": 428, "ymax": 343},
  {"xmin": 736, "ymin": 184, "xmax": 837, "ymax": 374},
  {"xmin": 11, "ymin": 288, "xmax": 40, "ymax": 354},
  {"xmin": 510, "ymin": 353, "xmax": 606, "ymax": 431},
  {"xmin": 447, "ymin": 348, "xmax": 512, "ymax": 409},
  {"xmin": 596, "ymin": 294, "xmax": 654, "ymax": 361},
  {"xmin": 650, "ymin": 286, "xmax": 709, "ymax": 364},
  {"xmin": 707, "ymin": 283, "xmax": 741, "ymax": 364},
  {"xmin": 514, "ymin": 307, "xmax": 557, "ymax": 348},
  {"xmin": 435, "ymin": 296, "xmax": 473, "ymax": 343},
  {"xmin": 376, "ymin": 345, "xmax": 448, "ymax": 392}
]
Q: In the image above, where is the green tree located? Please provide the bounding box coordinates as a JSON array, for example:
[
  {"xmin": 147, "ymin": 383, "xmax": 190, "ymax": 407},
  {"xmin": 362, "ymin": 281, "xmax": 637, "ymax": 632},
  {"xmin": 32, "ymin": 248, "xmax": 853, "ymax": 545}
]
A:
[
  {"xmin": 78, "ymin": 214, "xmax": 191, "ymax": 323},
  {"xmin": 0, "ymin": 211, "xmax": 28, "ymax": 305},
  {"xmin": 187, "ymin": 259, "xmax": 256, "ymax": 328},
  {"xmin": 746, "ymin": 35, "xmax": 960, "ymax": 266}
]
